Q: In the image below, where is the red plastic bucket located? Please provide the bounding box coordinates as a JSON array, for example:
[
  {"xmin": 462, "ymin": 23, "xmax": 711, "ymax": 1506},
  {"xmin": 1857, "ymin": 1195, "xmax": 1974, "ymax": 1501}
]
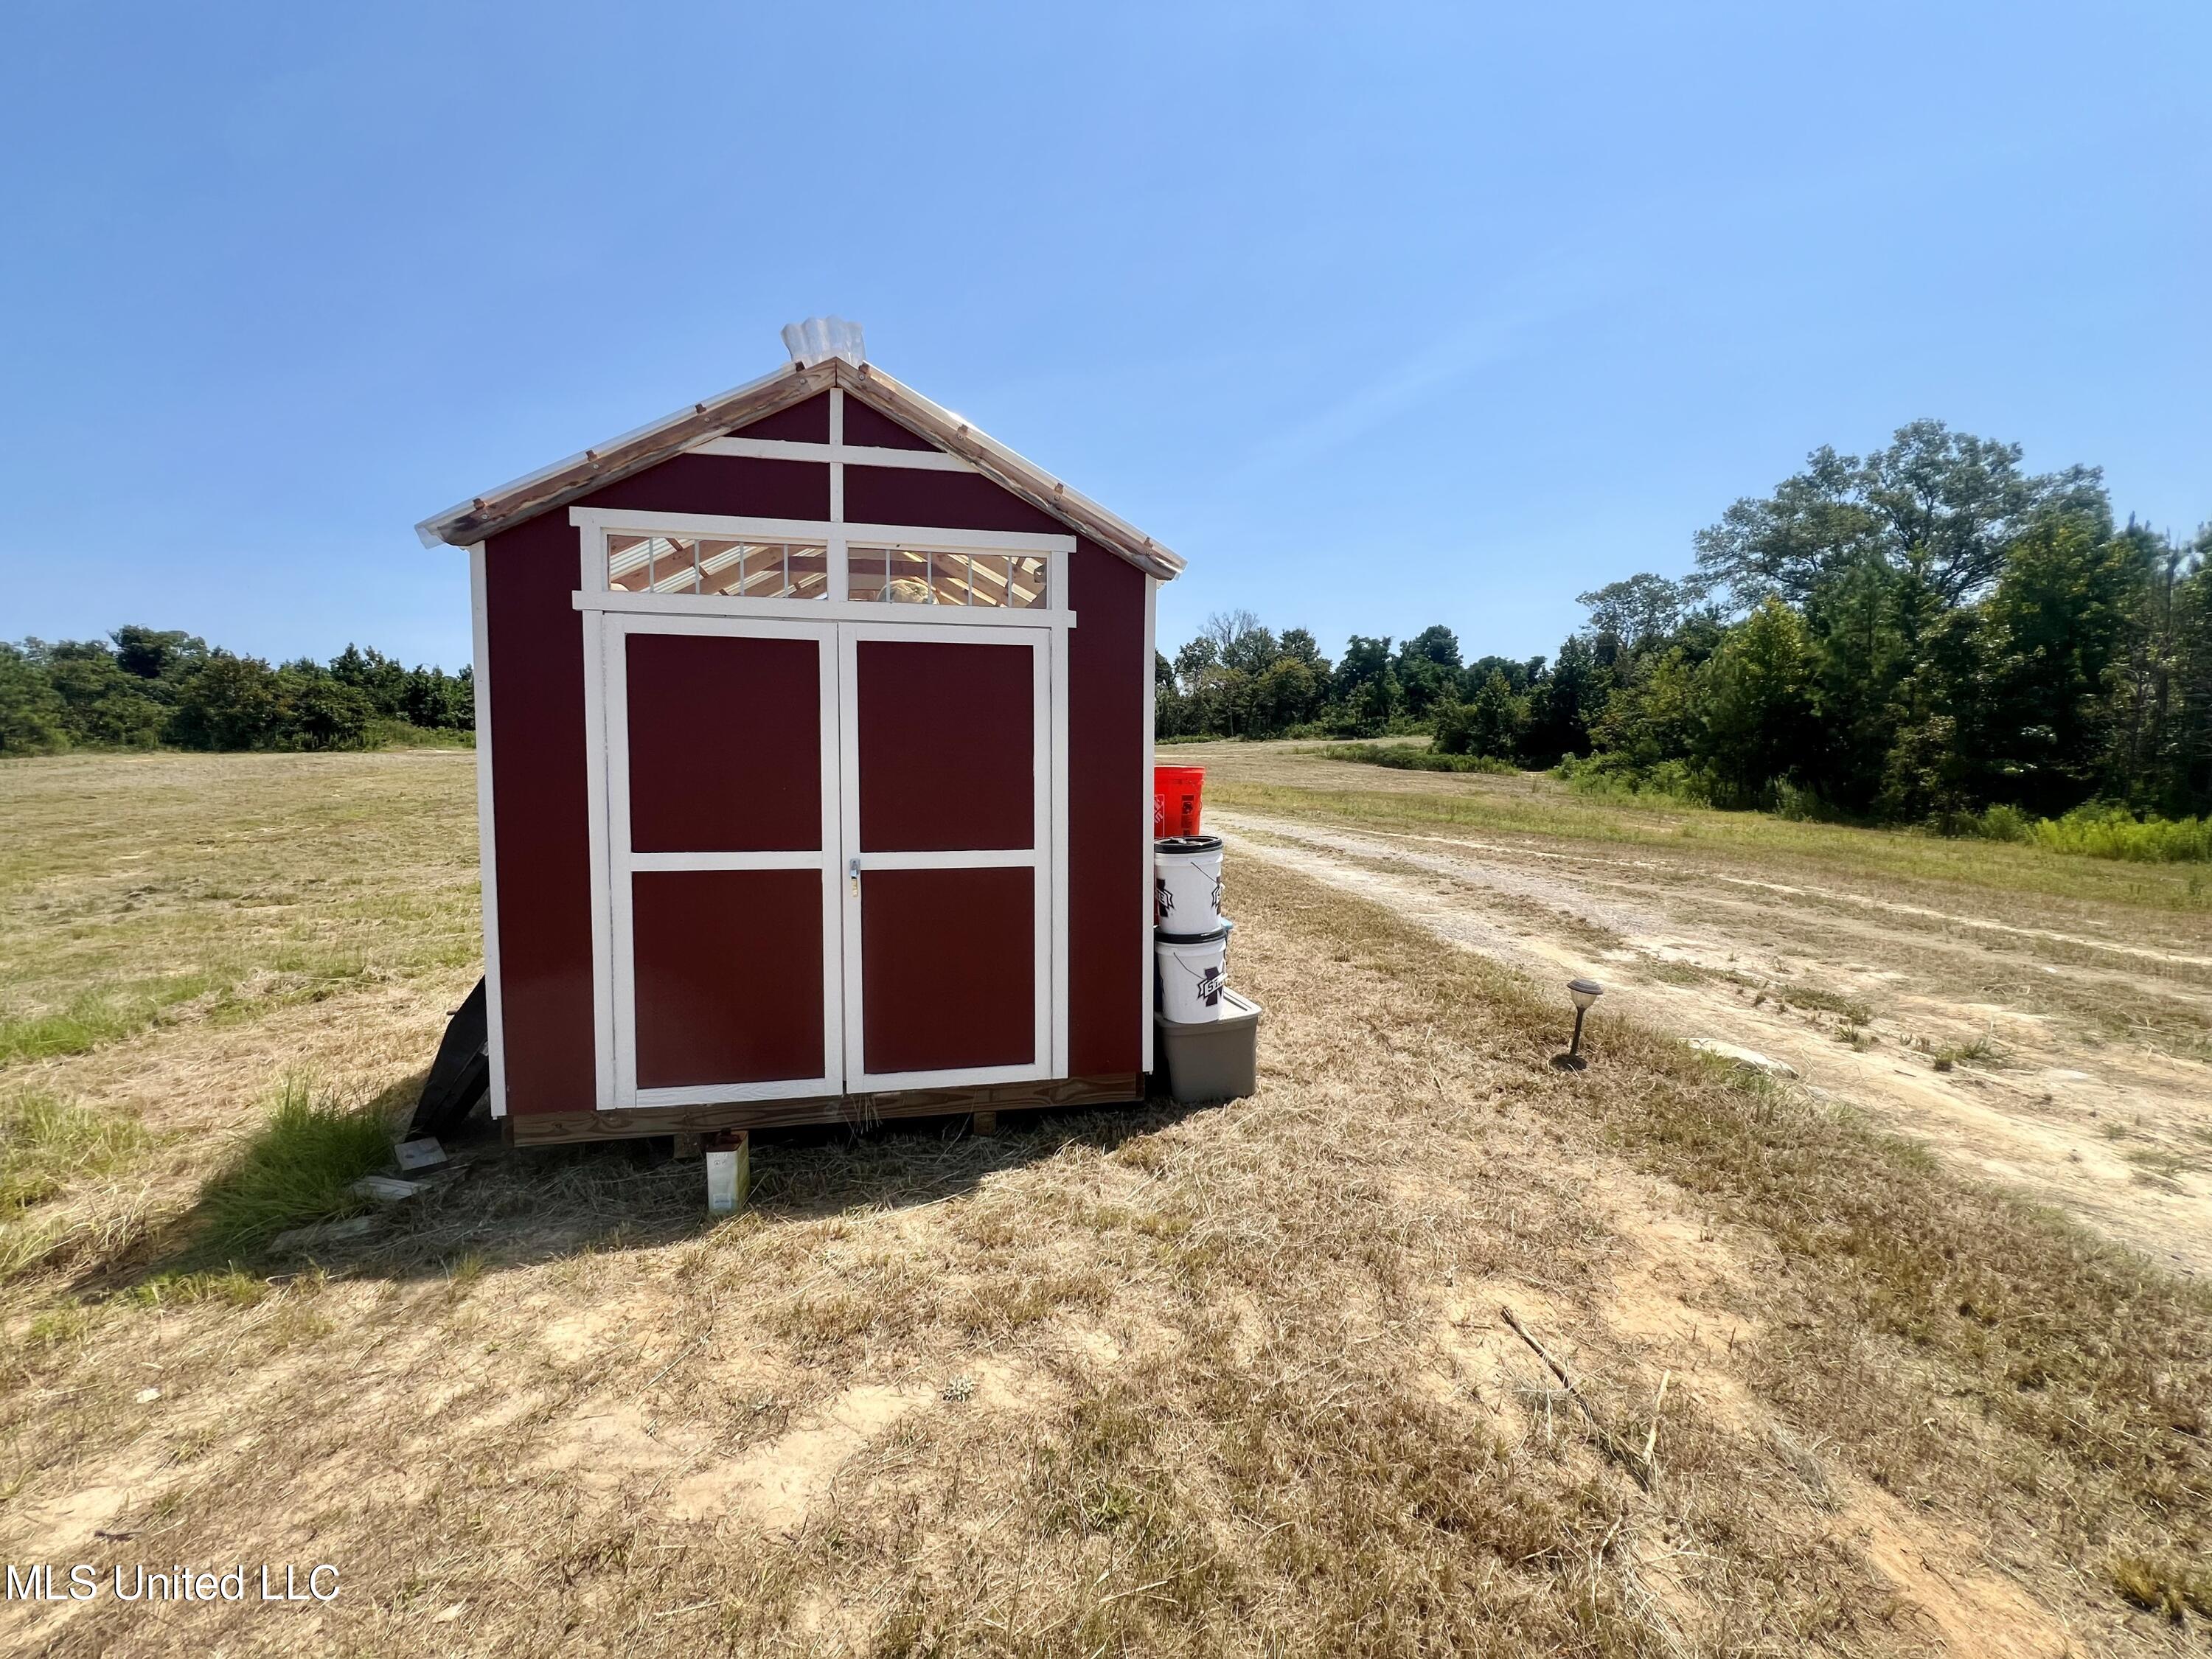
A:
[{"xmin": 1154, "ymin": 765, "xmax": 1206, "ymax": 838}]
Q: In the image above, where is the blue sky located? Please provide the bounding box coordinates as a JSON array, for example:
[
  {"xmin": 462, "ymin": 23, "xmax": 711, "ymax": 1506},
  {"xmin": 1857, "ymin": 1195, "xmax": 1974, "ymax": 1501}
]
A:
[{"xmin": 2, "ymin": 2, "xmax": 2205, "ymax": 672}]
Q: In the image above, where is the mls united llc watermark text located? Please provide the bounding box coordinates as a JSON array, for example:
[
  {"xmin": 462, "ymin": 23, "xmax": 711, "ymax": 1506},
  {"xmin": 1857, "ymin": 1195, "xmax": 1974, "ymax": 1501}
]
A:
[{"xmin": 7, "ymin": 1563, "xmax": 338, "ymax": 1604}]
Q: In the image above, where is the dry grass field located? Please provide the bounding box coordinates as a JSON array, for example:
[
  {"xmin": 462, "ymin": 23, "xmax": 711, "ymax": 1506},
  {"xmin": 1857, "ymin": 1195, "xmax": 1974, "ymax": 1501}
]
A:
[
  {"xmin": 3, "ymin": 751, "xmax": 2210, "ymax": 1656},
  {"xmin": 1195, "ymin": 741, "xmax": 2212, "ymax": 1279}
]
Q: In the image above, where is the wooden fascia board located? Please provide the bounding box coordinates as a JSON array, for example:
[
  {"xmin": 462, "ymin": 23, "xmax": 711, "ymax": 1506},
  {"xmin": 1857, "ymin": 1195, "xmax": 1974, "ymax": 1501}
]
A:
[
  {"xmin": 844, "ymin": 365, "xmax": 1186, "ymax": 582},
  {"xmin": 414, "ymin": 361, "xmax": 838, "ymax": 549},
  {"xmin": 419, "ymin": 357, "xmax": 1185, "ymax": 584}
]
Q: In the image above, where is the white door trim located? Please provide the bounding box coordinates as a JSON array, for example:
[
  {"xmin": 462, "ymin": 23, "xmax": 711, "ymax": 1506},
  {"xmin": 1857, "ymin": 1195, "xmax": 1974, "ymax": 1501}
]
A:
[
  {"xmin": 468, "ymin": 542, "xmax": 508, "ymax": 1118},
  {"xmin": 1141, "ymin": 574, "xmax": 1158, "ymax": 1077},
  {"xmin": 582, "ymin": 607, "xmax": 616, "ymax": 1111},
  {"xmin": 1049, "ymin": 619, "xmax": 1071, "ymax": 1078},
  {"xmin": 584, "ymin": 614, "xmax": 1069, "ymax": 1109},
  {"xmin": 835, "ymin": 621, "xmax": 1060, "ymax": 1094},
  {"xmin": 595, "ymin": 613, "xmax": 845, "ymax": 1110}
]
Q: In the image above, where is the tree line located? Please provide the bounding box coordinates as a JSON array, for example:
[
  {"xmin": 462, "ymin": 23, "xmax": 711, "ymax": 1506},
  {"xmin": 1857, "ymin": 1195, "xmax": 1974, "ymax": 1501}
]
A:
[
  {"xmin": 1158, "ymin": 420, "xmax": 2211, "ymax": 824},
  {"xmin": 0, "ymin": 626, "xmax": 474, "ymax": 755}
]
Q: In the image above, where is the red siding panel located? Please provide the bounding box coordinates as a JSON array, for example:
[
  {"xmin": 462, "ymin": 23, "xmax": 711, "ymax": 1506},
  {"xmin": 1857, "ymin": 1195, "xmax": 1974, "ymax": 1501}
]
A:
[
  {"xmin": 856, "ymin": 639, "xmax": 1034, "ymax": 853},
  {"xmin": 842, "ymin": 396, "xmax": 936, "ymax": 450},
  {"xmin": 1068, "ymin": 539, "xmax": 1147, "ymax": 1075},
  {"xmin": 485, "ymin": 515, "xmax": 598, "ymax": 1116},
  {"xmin": 732, "ymin": 392, "xmax": 831, "ymax": 442},
  {"xmin": 844, "ymin": 466, "xmax": 1065, "ymax": 535},
  {"xmin": 633, "ymin": 869, "xmax": 825, "ymax": 1087},
  {"xmin": 627, "ymin": 633, "xmax": 821, "ymax": 852},
  {"xmin": 580, "ymin": 454, "xmax": 830, "ymax": 521},
  {"xmin": 861, "ymin": 868, "xmax": 1036, "ymax": 1073}
]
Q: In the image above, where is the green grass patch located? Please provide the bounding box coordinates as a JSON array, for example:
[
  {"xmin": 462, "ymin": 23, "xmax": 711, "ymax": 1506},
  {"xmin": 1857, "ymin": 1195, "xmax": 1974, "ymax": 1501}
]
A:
[
  {"xmin": 119, "ymin": 1266, "xmax": 271, "ymax": 1309},
  {"xmin": 0, "ymin": 975, "xmax": 219, "ymax": 1065},
  {"xmin": 364, "ymin": 719, "xmax": 474, "ymax": 751},
  {"xmin": 0, "ymin": 753, "xmax": 485, "ymax": 1079},
  {"xmin": 1559, "ymin": 766, "xmax": 2212, "ymax": 866},
  {"xmin": 195, "ymin": 1081, "xmax": 396, "ymax": 1251},
  {"xmin": 1314, "ymin": 742, "xmax": 1520, "ymax": 775},
  {"xmin": 0, "ymin": 1089, "xmax": 151, "ymax": 1213},
  {"xmin": 1207, "ymin": 778, "xmax": 2211, "ymax": 913}
]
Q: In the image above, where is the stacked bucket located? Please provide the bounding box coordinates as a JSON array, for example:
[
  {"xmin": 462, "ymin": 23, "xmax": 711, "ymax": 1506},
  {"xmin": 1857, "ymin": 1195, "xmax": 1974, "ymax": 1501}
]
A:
[{"xmin": 1152, "ymin": 765, "xmax": 1262, "ymax": 1103}]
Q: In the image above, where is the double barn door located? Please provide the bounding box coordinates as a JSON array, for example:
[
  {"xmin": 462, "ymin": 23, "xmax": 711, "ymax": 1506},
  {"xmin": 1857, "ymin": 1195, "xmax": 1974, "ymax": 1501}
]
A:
[{"xmin": 595, "ymin": 616, "xmax": 1053, "ymax": 1110}]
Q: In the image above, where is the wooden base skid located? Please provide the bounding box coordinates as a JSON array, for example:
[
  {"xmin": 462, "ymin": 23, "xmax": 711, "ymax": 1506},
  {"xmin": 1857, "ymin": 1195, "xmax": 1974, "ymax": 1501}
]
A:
[{"xmin": 504, "ymin": 1073, "xmax": 1144, "ymax": 1145}]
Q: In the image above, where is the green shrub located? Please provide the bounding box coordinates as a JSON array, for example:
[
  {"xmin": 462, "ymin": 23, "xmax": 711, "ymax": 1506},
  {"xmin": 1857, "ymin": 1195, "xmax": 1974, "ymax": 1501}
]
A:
[
  {"xmin": 196, "ymin": 1081, "xmax": 395, "ymax": 1251},
  {"xmin": 1554, "ymin": 754, "xmax": 1715, "ymax": 805},
  {"xmin": 1973, "ymin": 803, "xmax": 2036, "ymax": 844},
  {"xmin": 1955, "ymin": 802, "xmax": 2212, "ymax": 863},
  {"xmin": 2032, "ymin": 804, "xmax": 2212, "ymax": 863},
  {"xmin": 1316, "ymin": 742, "xmax": 1517, "ymax": 775},
  {"xmin": 0, "ymin": 644, "xmax": 69, "ymax": 755},
  {"xmin": 1, "ymin": 627, "xmax": 473, "ymax": 754}
]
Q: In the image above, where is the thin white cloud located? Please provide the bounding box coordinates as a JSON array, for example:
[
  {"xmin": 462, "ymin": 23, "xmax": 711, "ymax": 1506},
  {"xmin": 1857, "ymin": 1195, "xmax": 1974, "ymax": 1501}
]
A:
[{"xmin": 1227, "ymin": 270, "xmax": 1607, "ymax": 484}]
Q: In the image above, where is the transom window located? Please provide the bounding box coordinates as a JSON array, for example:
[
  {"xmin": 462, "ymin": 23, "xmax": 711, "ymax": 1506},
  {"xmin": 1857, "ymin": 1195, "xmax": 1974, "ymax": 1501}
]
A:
[
  {"xmin": 847, "ymin": 546, "xmax": 1046, "ymax": 608},
  {"xmin": 608, "ymin": 535, "xmax": 830, "ymax": 599},
  {"xmin": 604, "ymin": 536, "xmax": 1047, "ymax": 607},
  {"xmin": 579, "ymin": 508, "xmax": 1071, "ymax": 617}
]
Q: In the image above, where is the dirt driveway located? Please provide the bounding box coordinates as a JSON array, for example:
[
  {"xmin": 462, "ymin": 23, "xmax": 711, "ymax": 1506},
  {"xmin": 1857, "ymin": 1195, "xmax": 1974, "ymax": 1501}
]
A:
[{"xmin": 1212, "ymin": 799, "xmax": 2212, "ymax": 1278}]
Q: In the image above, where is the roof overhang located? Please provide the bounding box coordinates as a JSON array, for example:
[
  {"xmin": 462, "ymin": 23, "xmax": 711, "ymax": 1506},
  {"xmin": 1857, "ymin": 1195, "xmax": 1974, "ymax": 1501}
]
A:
[{"xmin": 414, "ymin": 357, "xmax": 1183, "ymax": 582}]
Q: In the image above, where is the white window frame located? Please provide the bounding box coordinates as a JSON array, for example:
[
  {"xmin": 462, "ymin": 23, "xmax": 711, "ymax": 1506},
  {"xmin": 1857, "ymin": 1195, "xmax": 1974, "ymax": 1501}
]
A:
[{"xmin": 568, "ymin": 389, "xmax": 1078, "ymax": 629}]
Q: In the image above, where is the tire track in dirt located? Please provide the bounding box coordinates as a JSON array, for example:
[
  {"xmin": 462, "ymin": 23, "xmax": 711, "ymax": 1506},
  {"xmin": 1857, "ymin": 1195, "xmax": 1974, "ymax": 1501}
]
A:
[
  {"xmin": 1245, "ymin": 820, "xmax": 2212, "ymax": 970},
  {"xmin": 1219, "ymin": 812, "xmax": 2212, "ymax": 1279}
]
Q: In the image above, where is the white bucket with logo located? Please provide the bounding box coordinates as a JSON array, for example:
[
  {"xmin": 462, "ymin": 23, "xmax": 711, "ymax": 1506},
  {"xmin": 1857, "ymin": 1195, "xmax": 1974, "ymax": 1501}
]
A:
[
  {"xmin": 1156, "ymin": 921, "xmax": 1232, "ymax": 1023},
  {"xmin": 1155, "ymin": 835, "xmax": 1224, "ymax": 932}
]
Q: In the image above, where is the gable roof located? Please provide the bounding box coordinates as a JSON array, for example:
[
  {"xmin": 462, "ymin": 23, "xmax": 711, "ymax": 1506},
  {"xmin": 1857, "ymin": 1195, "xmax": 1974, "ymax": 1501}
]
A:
[{"xmin": 414, "ymin": 355, "xmax": 1183, "ymax": 581}]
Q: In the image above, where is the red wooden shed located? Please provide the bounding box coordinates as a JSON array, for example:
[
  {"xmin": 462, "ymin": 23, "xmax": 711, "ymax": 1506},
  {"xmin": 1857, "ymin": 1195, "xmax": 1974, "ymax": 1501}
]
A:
[{"xmin": 416, "ymin": 321, "xmax": 1182, "ymax": 1144}]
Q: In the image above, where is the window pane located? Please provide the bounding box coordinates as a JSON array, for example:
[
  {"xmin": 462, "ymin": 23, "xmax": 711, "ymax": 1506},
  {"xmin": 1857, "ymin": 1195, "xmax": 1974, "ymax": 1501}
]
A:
[
  {"xmin": 698, "ymin": 540, "xmax": 745, "ymax": 595},
  {"xmin": 655, "ymin": 536, "xmax": 700, "ymax": 594},
  {"xmin": 928, "ymin": 550, "xmax": 973, "ymax": 606},
  {"xmin": 740, "ymin": 545, "xmax": 787, "ymax": 598},
  {"xmin": 848, "ymin": 547, "xmax": 886, "ymax": 602},
  {"xmin": 630, "ymin": 540, "xmax": 827, "ymax": 600},
  {"xmin": 844, "ymin": 546, "xmax": 1045, "ymax": 607},
  {"xmin": 789, "ymin": 545, "xmax": 830, "ymax": 599},
  {"xmin": 885, "ymin": 549, "xmax": 931, "ymax": 604},
  {"xmin": 966, "ymin": 553, "xmax": 1012, "ymax": 608},
  {"xmin": 608, "ymin": 533, "xmax": 655, "ymax": 593},
  {"xmin": 608, "ymin": 534, "xmax": 703, "ymax": 593}
]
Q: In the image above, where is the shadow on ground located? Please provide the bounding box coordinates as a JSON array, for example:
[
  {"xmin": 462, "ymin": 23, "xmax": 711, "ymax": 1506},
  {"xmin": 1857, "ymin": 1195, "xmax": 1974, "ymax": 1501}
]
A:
[{"xmin": 83, "ymin": 1081, "xmax": 1212, "ymax": 1295}]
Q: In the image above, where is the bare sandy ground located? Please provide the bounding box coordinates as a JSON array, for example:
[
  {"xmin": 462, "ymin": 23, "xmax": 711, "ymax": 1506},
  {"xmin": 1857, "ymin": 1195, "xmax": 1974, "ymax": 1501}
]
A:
[{"xmin": 1217, "ymin": 807, "xmax": 2212, "ymax": 1278}]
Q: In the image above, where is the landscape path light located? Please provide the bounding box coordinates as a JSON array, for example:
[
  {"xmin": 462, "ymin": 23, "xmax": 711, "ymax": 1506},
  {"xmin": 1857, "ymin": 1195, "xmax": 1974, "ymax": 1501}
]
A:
[{"xmin": 1558, "ymin": 978, "xmax": 1604, "ymax": 1071}]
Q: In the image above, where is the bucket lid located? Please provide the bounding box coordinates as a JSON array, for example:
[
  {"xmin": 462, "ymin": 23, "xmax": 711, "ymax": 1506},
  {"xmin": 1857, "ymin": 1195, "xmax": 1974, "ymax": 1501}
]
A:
[
  {"xmin": 1155, "ymin": 835, "xmax": 1222, "ymax": 855},
  {"xmin": 1157, "ymin": 919, "xmax": 1233, "ymax": 945}
]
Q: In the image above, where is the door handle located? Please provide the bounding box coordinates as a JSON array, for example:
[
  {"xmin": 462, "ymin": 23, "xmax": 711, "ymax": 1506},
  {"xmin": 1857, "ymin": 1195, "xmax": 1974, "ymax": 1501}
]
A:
[{"xmin": 849, "ymin": 857, "xmax": 860, "ymax": 897}]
